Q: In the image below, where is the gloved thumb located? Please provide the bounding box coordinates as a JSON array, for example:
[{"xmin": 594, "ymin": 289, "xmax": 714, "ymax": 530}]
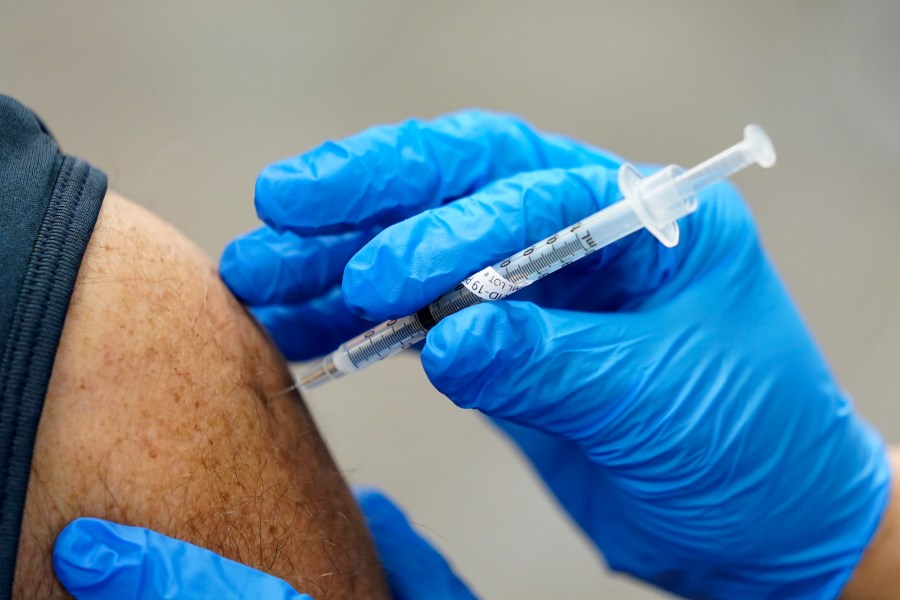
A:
[
  {"xmin": 53, "ymin": 518, "xmax": 310, "ymax": 600},
  {"xmin": 354, "ymin": 487, "xmax": 478, "ymax": 600},
  {"xmin": 422, "ymin": 301, "xmax": 656, "ymax": 447}
]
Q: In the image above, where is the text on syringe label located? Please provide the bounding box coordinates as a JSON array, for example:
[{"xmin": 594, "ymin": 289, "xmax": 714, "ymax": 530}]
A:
[{"xmin": 463, "ymin": 267, "xmax": 521, "ymax": 300}]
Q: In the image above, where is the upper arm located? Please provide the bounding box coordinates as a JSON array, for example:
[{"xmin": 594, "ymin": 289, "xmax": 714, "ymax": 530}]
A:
[{"xmin": 14, "ymin": 192, "xmax": 387, "ymax": 599}]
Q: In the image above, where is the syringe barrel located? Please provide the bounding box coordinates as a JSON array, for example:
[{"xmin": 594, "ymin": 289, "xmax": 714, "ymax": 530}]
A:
[
  {"xmin": 492, "ymin": 199, "xmax": 644, "ymax": 287},
  {"xmin": 344, "ymin": 314, "xmax": 428, "ymax": 370}
]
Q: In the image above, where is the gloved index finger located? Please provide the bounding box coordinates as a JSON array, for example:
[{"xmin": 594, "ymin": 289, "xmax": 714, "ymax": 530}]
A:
[{"xmin": 255, "ymin": 109, "xmax": 621, "ymax": 236}]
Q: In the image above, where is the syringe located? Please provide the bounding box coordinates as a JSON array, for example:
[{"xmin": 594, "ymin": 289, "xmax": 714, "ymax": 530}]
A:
[{"xmin": 298, "ymin": 125, "xmax": 776, "ymax": 391}]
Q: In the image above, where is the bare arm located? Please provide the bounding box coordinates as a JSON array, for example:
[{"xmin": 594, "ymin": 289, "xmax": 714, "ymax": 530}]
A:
[
  {"xmin": 14, "ymin": 192, "xmax": 388, "ymax": 599},
  {"xmin": 843, "ymin": 447, "xmax": 900, "ymax": 599}
]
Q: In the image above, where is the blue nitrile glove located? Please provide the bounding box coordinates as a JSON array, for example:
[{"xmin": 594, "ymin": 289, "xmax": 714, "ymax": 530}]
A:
[
  {"xmin": 354, "ymin": 487, "xmax": 477, "ymax": 600},
  {"xmin": 220, "ymin": 110, "xmax": 620, "ymax": 359},
  {"xmin": 52, "ymin": 518, "xmax": 310, "ymax": 600},
  {"xmin": 51, "ymin": 492, "xmax": 474, "ymax": 600},
  {"xmin": 221, "ymin": 110, "xmax": 891, "ymax": 599}
]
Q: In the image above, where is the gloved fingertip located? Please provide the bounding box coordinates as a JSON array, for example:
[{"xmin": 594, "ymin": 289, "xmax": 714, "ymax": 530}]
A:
[
  {"xmin": 55, "ymin": 519, "xmax": 310, "ymax": 600},
  {"xmin": 422, "ymin": 304, "xmax": 512, "ymax": 405},
  {"xmin": 353, "ymin": 487, "xmax": 423, "ymax": 563},
  {"xmin": 220, "ymin": 230, "xmax": 299, "ymax": 307},
  {"xmin": 218, "ymin": 239, "xmax": 238, "ymax": 276},
  {"xmin": 52, "ymin": 521, "xmax": 89, "ymax": 586},
  {"xmin": 352, "ymin": 484, "xmax": 387, "ymax": 505},
  {"xmin": 340, "ymin": 296, "xmax": 373, "ymax": 321},
  {"xmin": 420, "ymin": 313, "xmax": 463, "ymax": 376},
  {"xmin": 254, "ymin": 145, "xmax": 367, "ymax": 236},
  {"xmin": 341, "ymin": 261, "xmax": 382, "ymax": 321},
  {"xmin": 353, "ymin": 486, "xmax": 409, "ymax": 530},
  {"xmin": 53, "ymin": 518, "xmax": 138, "ymax": 594},
  {"xmin": 218, "ymin": 240, "xmax": 255, "ymax": 302},
  {"xmin": 253, "ymin": 165, "xmax": 291, "ymax": 233},
  {"xmin": 352, "ymin": 486, "xmax": 479, "ymax": 600},
  {"xmin": 342, "ymin": 221, "xmax": 457, "ymax": 321}
]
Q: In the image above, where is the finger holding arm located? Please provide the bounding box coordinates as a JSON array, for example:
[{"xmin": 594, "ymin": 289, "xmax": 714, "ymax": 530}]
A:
[
  {"xmin": 51, "ymin": 492, "xmax": 480, "ymax": 600},
  {"xmin": 53, "ymin": 519, "xmax": 311, "ymax": 600}
]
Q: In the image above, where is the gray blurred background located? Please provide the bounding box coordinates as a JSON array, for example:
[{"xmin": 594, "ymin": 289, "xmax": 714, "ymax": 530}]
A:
[{"xmin": 3, "ymin": 1, "xmax": 899, "ymax": 597}]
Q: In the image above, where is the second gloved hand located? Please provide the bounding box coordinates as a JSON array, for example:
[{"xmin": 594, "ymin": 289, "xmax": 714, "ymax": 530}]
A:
[
  {"xmin": 52, "ymin": 491, "xmax": 476, "ymax": 600},
  {"xmin": 53, "ymin": 519, "xmax": 311, "ymax": 600}
]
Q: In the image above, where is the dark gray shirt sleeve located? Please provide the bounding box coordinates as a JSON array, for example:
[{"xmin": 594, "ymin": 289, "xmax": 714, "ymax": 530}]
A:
[{"xmin": 0, "ymin": 94, "xmax": 107, "ymax": 599}]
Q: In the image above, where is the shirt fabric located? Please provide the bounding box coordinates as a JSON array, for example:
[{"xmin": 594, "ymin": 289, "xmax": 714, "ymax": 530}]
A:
[{"xmin": 0, "ymin": 94, "xmax": 107, "ymax": 598}]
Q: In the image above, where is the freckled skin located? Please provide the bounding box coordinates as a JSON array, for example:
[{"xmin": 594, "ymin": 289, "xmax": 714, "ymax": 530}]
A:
[{"xmin": 12, "ymin": 193, "xmax": 389, "ymax": 599}]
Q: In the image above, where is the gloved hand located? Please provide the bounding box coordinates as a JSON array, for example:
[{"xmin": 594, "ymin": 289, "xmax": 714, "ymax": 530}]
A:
[
  {"xmin": 221, "ymin": 110, "xmax": 891, "ymax": 599},
  {"xmin": 52, "ymin": 490, "xmax": 476, "ymax": 600},
  {"xmin": 52, "ymin": 518, "xmax": 311, "ymax": 599},
  {"xmin": 219, "ymin": 110, "xmax": 620, "ymax": 359},
  {"xmin": 354, "ymin": 487, "xmax": 477, "ymax": 600}
]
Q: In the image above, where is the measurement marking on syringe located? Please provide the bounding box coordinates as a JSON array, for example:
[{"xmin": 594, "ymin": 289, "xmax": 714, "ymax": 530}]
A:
[
  {"xmin": 503, "ymin": 238, "xmax": 584, "ymax": 282},
  {"xmin": 350, "ymin": 320, "xmax": 423, "ymax": 367},
  {"xmin": 430, "ymin": 290, "xmax": 483, "ymax": 320}
]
